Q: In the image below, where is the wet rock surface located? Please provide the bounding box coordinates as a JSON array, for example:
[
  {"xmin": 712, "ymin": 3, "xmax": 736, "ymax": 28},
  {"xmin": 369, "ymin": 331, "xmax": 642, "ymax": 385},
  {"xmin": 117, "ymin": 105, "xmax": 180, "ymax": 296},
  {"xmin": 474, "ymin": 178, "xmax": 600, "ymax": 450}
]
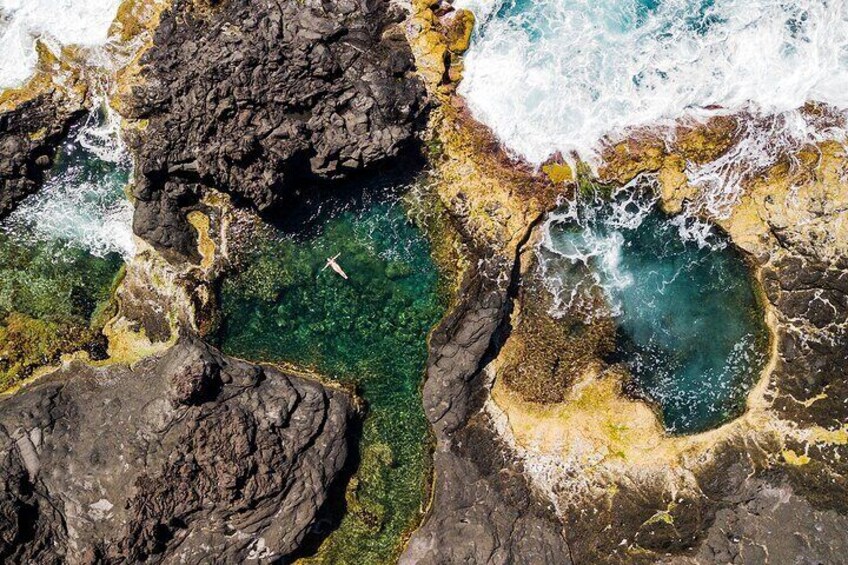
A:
[
  {"xmin": 126, "ymin": 0, "xmax": 426, "ymax": 261},
  {"xmin": 0, "ymin": 339, "xmax": 355, "ymax": 563},
  {"xmin": 0, "ymin": 1, "xmax": 845, "ymax": 563},
  {"xmin": 0, "ymin": 90, "xmax": 85, "ymax": 218},
  {"xmin": 403, "ymin": 417, "xmax": 572, "ymax": 565},
  {"xmin": 765, "ymin": 254, "xmax": 848, "ymax": 428},
  {"xmin": 670, "ymin": 478, "xmax": 848, "ymax": 564},
  {"xmin": 402, "ymin": 3, "xmax": 848, "ymax": 562}
]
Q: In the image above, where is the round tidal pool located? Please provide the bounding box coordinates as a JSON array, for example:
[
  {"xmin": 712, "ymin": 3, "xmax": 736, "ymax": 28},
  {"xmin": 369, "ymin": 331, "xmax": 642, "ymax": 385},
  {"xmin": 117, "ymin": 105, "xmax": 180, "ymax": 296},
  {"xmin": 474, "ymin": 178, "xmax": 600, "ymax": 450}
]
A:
[{"xmin": 539, "ymin": 189, "xmax": 769, "ymax": 434}]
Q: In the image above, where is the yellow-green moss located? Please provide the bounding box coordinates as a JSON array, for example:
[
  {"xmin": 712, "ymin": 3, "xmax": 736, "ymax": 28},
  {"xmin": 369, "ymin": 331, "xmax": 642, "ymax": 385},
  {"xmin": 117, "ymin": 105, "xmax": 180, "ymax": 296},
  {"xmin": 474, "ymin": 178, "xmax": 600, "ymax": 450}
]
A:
[
  {"xmin": 499, "ymin": 273, "xmax": 616, "ymax": 404},
  {"xmin": 542, "ymin": 162, "xmax": 574, "ymax": 184},
  {"xmin": 782, "ymin": 449, "xmax": 811, "ymax": 466},
  {"xmin": 187, "ymin": 211, "xmax": 216, "ymax": 270}
]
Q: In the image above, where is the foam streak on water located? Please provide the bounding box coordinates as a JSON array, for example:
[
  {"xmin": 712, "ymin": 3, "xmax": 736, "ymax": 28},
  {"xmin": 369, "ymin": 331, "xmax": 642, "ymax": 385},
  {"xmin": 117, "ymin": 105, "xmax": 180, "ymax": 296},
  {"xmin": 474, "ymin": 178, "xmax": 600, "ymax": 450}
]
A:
[
  {"xmin": 0, "ymin": 0, "xmax": 124, "ymax": 88},
  {"xmin": 538, "ymin": 178, "xmax": 664, "ymax": 320},
  {"xmin": 457, "ymin": 0, "xmax": 848, "ymax": 168}
]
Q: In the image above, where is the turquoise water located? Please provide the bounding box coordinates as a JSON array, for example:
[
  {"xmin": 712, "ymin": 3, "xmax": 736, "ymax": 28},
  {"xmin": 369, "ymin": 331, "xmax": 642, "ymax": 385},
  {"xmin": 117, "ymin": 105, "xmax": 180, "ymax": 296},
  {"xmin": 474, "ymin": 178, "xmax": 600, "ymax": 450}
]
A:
[
  {"xmin": 541, "ymin": 190, "xmax": 768, "ymax": 434},
  {"xmin": 0, "ymin": 115, "xmax": 130, "ymax": 389},
  {"xmin": 218, "ymin": 187, "xmax": 446, "ymax": 563},
  {"xmin": 4, "ymin": 112, "xmax": 135, "ymax": 259}
]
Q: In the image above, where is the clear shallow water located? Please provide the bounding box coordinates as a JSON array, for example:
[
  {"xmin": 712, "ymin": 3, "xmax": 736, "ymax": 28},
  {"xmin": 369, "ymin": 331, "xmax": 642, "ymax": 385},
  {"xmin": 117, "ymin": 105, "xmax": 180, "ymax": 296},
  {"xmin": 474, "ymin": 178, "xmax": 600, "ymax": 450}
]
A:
[
  {"xmin": 0, "ymin": 112, "xmax": 130, "ymax": 388},
  {"xmin": 457, "ymin": 0, "xmax": 848, "ymax": 165},
  {"xmin": 218, "ymin": 190, "xmax": 446, "ymax": 563},
  {"xmin": 0, "ymin": 0, "xmax": 124, "ymax": 88},
  {"xmin": 539, "ymin": 186, "xmax": 768, "ymax": 433}
]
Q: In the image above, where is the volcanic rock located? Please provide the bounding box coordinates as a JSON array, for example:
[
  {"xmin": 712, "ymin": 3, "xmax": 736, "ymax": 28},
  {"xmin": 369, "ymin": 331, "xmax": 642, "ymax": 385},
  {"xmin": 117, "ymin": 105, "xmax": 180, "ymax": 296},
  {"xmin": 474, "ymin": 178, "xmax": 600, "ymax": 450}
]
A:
[
  {"xmin": 127, "ymin": 0, "xmax": 427, "ymax": 261},
  {"xmin": 0, "ymin": 339, "xmax": 355, "ymax": 563},
  {"xmin": 0, "ymin": 90, "xmax": 85, "ymax": 218}
]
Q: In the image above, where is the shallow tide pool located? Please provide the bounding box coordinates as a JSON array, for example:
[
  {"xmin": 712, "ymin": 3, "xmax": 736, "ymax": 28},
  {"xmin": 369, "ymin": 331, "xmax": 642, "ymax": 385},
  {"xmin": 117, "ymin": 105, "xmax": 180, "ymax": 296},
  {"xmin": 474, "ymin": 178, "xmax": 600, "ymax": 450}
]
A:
[
  {"xmin": 218, "ymin": 188, "xmax": 446, "ymax": 563},
  {"xmin": 0, "ymin": 114, "xmax": 130, "ymax": 389}
]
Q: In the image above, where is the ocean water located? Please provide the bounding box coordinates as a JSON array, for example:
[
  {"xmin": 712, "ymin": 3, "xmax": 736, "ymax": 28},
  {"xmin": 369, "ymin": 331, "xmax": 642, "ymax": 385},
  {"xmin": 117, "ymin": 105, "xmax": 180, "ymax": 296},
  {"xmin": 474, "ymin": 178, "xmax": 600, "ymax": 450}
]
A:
[
  {"xmin": 0, "ymin": 0, "xmax": 124, "ymax": 88},
  {"xmin": 457, "ymin": 0, "xmax": 848, "ymax": 166},
  {"xmin": 3, "ymin": 108, "xmax": 135, "ymax": 259},
  {"xmin": 218, "ymin": 188, "xmax": 446, "ymax": 563},
  {"xmin": 538, "ymin": 183, "xmax": 768, "ymax": 433}
]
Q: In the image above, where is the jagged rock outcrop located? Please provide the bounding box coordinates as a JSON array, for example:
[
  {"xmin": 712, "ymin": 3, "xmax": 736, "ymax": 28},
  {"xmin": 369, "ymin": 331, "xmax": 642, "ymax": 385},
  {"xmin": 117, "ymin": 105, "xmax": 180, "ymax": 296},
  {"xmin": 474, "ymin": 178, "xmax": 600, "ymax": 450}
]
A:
[
  {"xmin": 0, "ymin": 90, "xmax": 85, "ymax": 218},
  {"xmin": 125, "ymin": 0, "xmax": 426, "ymax": 261},
  {"xmin": 0, "ymin": 339, "xmax": 355, "ymax": 563},
  {"xmin": 403, "ymin": 259, "xmax": 574, "ymax": 565},
  {"xmin": 397, "ymin": 4, "xmax": 575, "ymax": 563}
]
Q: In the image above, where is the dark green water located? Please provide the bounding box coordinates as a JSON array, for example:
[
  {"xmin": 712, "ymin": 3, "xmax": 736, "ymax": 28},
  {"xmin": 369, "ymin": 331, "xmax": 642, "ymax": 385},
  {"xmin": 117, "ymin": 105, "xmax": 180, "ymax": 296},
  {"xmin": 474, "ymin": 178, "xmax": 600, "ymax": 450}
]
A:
[
  {"xmin": 0, "ymin": 234, "xmax": 122, "ymax": 324},
  {"xmin": 543, "ymin": 191, "xmax": 768, "ymax": 434},
  {"xmin": 218, "ymin": 189, "xmax": 446, "ymax": 563},
  {"xmin": 0, "ymin": 117, "xmax": 129, "ymax": 389}
]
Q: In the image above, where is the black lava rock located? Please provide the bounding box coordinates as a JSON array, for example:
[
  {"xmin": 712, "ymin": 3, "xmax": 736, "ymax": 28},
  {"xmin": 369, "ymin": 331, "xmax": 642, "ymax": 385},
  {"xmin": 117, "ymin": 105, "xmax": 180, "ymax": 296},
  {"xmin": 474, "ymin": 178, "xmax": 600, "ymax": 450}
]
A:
[{"xmin": 127, "ymin": 0, "xmax": 428, "ymax": 262}]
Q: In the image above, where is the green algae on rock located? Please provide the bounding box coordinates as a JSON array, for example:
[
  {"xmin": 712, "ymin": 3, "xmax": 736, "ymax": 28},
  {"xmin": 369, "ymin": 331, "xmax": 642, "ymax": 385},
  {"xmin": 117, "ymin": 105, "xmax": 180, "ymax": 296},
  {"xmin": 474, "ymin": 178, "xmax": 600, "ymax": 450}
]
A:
[
  {"xmin": 0, "ymin": 240, "xmax": 123, "ymax": 390},
  {"xmin": 218, "ymin": 187, "xmax": 447, "ymax": 563}
]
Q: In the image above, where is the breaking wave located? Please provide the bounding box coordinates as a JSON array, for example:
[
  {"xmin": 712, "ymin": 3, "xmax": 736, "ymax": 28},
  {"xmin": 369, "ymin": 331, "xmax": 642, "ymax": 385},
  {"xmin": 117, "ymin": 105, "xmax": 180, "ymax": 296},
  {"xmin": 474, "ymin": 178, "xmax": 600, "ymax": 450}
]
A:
[
  {"xmin": 537, "ymin": 180, "xmax": 768, "ymax": 433},
  {"xmin": 0, "ymin": 0, "xmax": 124, "ymax": 88},
  {"xmin": 457, "ymin": 0, "xmax": 848, "ymax": 171},
  {"xmin": 3, "ymin": 104, "xmax": 135, "ymax": 260}
]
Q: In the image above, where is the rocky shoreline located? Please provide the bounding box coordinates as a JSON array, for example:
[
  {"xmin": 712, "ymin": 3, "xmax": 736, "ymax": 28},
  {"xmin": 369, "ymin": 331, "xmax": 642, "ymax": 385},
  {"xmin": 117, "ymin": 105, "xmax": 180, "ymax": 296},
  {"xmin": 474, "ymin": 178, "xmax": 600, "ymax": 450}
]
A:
[
  {"xmin": 0, "ymin": 45, "xmax": 88, "ymax": 220},
  {"xmin": 126, "ymin": 0, "xmax": 426, "ymax": 262},
  {"xmin": 0, "ymin": 0, "xmax": 846, "ymax": 563},
  {"xmin": 402, "ymin": 2, "xmax": 848, "ymax": 563}
]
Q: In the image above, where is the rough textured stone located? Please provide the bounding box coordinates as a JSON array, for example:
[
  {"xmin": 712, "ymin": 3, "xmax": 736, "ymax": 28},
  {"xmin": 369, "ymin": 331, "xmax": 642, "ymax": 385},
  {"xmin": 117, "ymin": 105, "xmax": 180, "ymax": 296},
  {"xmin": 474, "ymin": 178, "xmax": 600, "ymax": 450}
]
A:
[
  {"xmin": 670, "ymin": 479, "xmax": 848, "ymax": 565},
  {"xmin": 402, "ymin": 3, "xmax": 848, "ymax": 562},
  {"xmin": 127, "ymin": 0, "xmax": 427, "ymax": 261},
  {"xmin": 402, "ymin": 416, "xmax": 573, "ymax": 565},
  {"xmin": 404, "ymin": 256, "xmax": 574, "ymax": 564},
  {"xmin": 422, "ymin": 257, "xmax": 507, "ymax": 437},
  {"xmin": 0, "ymin": 90, "xmax": 85, "ymax": 218},
  {"xmin": 0, "ymin": 339, "xmax": 355, "ymax": 563}
]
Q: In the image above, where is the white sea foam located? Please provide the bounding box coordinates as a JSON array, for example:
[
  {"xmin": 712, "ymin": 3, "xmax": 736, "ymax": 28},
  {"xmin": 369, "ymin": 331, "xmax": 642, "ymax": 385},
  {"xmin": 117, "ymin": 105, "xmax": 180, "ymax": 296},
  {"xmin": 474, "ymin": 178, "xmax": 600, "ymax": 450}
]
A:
[
  {"xmin": 537, "ymin": 179, "xmax": 658, "ymax": 319},
  {"xmin": 0, "ymin": 0, "xmax": 124, "ymax": 88},
  {"xmin": 3, "ymin": 104, "xmax": 135, "ymax": 260},
  {"xmin": 457, "ymin": 0, "xmax": 848, "ymax": 168}
]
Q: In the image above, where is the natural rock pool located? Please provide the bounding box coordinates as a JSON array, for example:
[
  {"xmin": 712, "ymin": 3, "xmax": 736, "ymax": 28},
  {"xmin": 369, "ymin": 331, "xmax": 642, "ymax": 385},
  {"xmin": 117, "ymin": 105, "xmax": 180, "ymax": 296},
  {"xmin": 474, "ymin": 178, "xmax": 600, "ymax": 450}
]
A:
[
  {"xmin": 0, "ymin": 116, "xmax": 130, "ymax": 389},
  {"xmin": 539, "ymin": 186, "xmax": 769, "ymax": 434},
  {"xmin": 218, "ymin": 186, "xmax": 446, "ymax": 562}
]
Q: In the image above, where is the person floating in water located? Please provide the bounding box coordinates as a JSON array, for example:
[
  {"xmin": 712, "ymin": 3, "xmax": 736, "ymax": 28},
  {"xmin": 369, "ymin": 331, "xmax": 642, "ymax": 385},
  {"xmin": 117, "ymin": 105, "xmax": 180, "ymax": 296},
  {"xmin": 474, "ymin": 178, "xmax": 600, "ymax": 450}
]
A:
[{"xmin": 322, "ymin": 253, "xmax": 349, "ymax": 279}]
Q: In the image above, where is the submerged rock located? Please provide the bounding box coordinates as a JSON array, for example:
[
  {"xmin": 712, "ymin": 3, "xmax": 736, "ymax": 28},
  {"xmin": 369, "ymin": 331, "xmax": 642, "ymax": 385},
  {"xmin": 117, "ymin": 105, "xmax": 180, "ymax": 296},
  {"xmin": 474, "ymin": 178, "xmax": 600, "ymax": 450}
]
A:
[
  {"xmin": 0, "ymin": 339, "xmax": 355, "ymax": 563},
  {"xmin": 126, "ymin": 0, "xmax": 427, "ymax": 261}
]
